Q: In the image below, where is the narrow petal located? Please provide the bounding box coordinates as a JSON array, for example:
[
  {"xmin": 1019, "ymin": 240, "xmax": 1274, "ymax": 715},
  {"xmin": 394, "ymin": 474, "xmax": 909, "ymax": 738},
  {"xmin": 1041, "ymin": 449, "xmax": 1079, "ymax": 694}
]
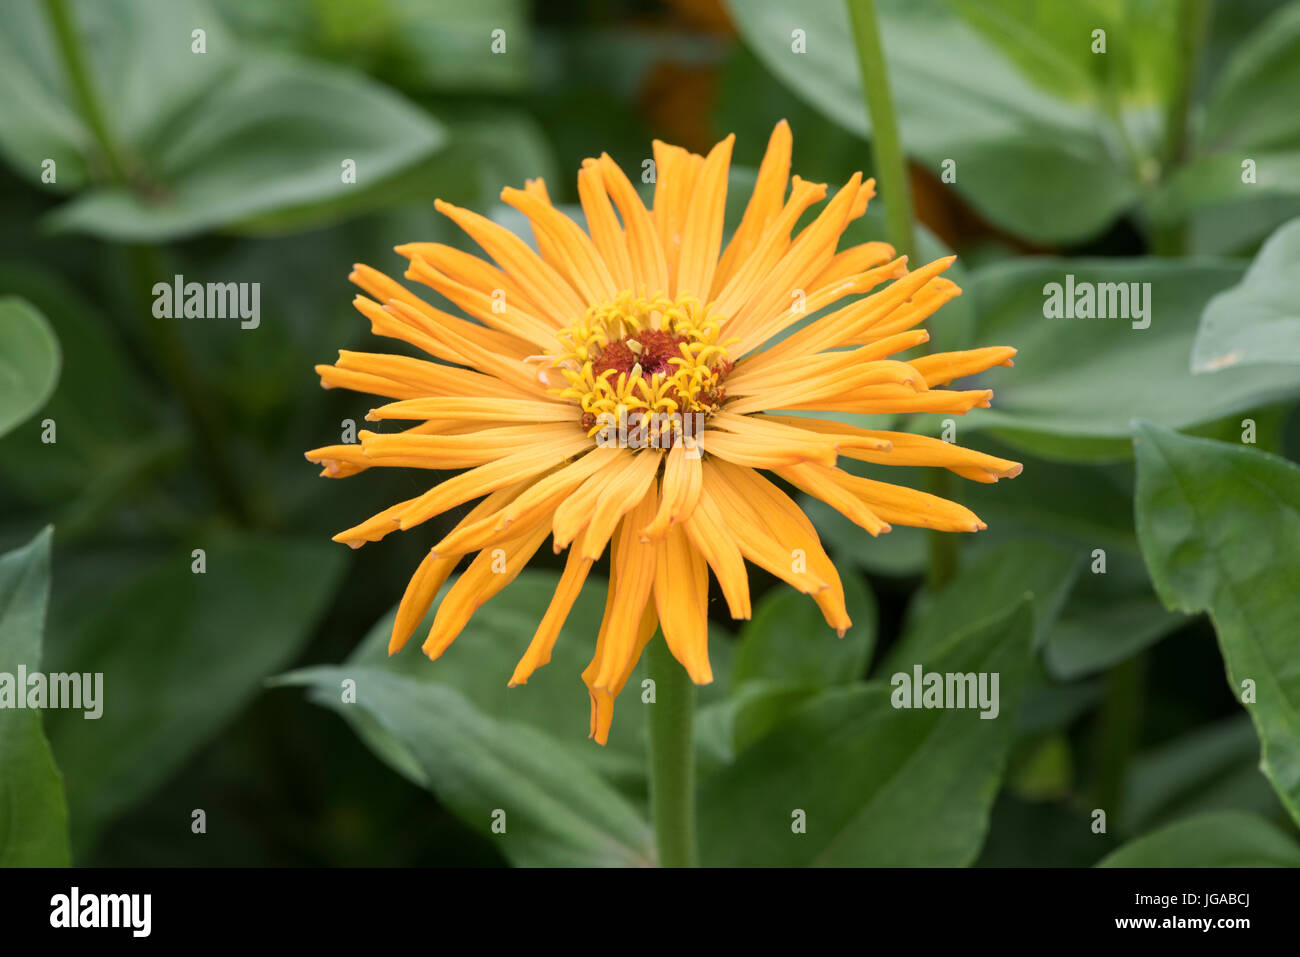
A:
[
  {"xmin": 654, "ymin": 525, "xmax": 713, "ymax": 682},
  {"xmin": 422, "ymin": 518, "xmax": 555, "ymax": 659},
  {"xmin": 509, "ymin": 534, "xmax": 594, "ymax": 686},
  {"xmin": 713, "ymin": 120, "xmax": 792, "ymax": 295},
  {"xmin": 674, "ymin": 133, "xmax": 734, "ymax": 300}
]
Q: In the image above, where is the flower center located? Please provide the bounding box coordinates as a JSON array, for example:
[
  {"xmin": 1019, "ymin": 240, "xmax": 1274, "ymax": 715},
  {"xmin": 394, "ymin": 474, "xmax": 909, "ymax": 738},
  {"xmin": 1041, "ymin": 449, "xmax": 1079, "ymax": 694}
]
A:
[{"xmin": 549, "ymin": 293, "xmax": 735, "ymax": 436}]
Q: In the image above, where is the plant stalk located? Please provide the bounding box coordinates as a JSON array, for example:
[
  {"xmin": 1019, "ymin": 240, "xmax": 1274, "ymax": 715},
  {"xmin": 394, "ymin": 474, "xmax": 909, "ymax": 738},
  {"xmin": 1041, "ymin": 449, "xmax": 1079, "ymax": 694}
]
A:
[
  {"xmin": 43, "ymin": 0, "xmax": 129, "ymax": 184},
  {"xmin": 847, "ymin": 0, "xmax": 958, "ymax": 588},
  {"xmin": 645, "ymin": 637, "xmax": 697, "ymax": 867}
]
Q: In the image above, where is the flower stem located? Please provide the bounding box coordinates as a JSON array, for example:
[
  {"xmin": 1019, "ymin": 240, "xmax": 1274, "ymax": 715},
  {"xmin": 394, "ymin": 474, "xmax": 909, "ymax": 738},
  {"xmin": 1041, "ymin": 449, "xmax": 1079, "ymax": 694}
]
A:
[
  {"xmin": 846, "ymin": 0, "xmax": 914, "ymax": 261},
  {"xmin": 645, "ymin": 637, "xmax": 697, "ymax": 867},
  {"xmin": 1152, "ymin": 0, "xmax": 1211, "ymax": 256},
  {"xmin": 43, "ymin": 0, "xmax": 129, "ymax": 184},
  {"xmin": 847, "ymin": 0, "xmax": 959, "ymax": 588}
]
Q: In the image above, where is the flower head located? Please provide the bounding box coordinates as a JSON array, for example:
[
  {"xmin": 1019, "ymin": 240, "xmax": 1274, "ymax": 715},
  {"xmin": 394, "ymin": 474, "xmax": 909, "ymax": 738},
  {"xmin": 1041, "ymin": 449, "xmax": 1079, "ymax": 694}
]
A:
[{"xmin": 307, "ymin": 123, "xmax": 1021, "ymax": 744}]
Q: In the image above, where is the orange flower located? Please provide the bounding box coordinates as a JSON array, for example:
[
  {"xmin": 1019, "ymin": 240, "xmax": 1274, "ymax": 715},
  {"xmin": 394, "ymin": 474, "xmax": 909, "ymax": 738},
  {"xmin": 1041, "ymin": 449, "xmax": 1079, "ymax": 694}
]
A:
[{"xmin": 307, "ymin": 123, "xmax": 1021, "ymax": 744}]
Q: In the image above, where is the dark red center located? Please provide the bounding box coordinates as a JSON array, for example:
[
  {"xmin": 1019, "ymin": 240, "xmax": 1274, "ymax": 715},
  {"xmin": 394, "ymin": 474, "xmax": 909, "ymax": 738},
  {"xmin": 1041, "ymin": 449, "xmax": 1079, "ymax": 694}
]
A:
[
  {"xmin": 579, "ymin": 331, "xmax": 732, "ymax": 434},
  {"xmin": 590, "ymin": 330, "xmax": 686, "ymax": 381}
]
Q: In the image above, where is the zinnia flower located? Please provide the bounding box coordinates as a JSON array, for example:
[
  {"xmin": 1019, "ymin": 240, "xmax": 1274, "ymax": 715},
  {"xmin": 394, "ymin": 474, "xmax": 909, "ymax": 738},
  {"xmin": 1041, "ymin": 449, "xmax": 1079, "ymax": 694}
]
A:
[{"xmin": 307, "ymin": 122, "xmax": 1021, "ymax": 744}]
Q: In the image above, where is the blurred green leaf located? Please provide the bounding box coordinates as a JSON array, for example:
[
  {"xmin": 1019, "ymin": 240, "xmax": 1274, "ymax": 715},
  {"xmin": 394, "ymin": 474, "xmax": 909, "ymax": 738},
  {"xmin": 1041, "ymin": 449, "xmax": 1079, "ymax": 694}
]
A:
[
  {"xmin": 1097, "ymin": 810, "xmax": 1300, "ymax": 867},
  {"xmin": 880, "ymin": 539, "xmax": 1077, "ymax": 676},
  {"xmin": 1133, "ymin": 422, "xmax": 1300, "ymax": 828},
  {"xmin": 1192, "ymin": 217, "xmax": 1300, "ymax": 371},
  {"xmin": 279, "ymin": 666, "xmax": 654, "ymax": 867},
  {"xmin": 1201, "ymin": 3, "xmax": 1300, "ymax": 151},
  {"xmin": 332, "ymin": 571, "xmax": 652, "ymax": 786},
  {"xmin": 968, "ymin": 258, "xmax": 1299, "ymax": 460},
  {"xmin": 1153, "ymin": 4, "xmax": 1300, "ymax": 225},
  {"xmin": 1122, "ymin": 716, "xmax": 1282, "ymax": 837},
  {"xmin": 0, "ymin": 296, "xmax": 60, "ymax": 440},
  {"xmin": 1016, "ymin": 672, "xmax": 1104, "ymax": 737},
  {"xmin": 0, "ymin": 0, "xmax": 232, "ymax": 192},
  {"xmin": 726, "ymin": 0, "xmax": 1143, "ymax": 243},
  {"xmin": 964, "ymin": 445, "xmax": 1142, "ymax": 559},
  {"xmin": 732, "ymin": 572, "xmax": 876, "ymax": 689},
  {"xmin": 0, "ymin": 527, "xmax": 70, "ymax": 866},
  {"xmin": 214, "ymin": 0, "xmax": 531, "ymax": 93},
  {"xmin": 232, "ymin": 110, "xmax": 555, "ymax": 237},
  {"xmin": 807, "ymin": 503, "xmax": 929, "ymax": 577},
  {"xmin": 1045, "ymin": 596, "xmax": 1188, "ymax": 680},
  {"xmin": 695, "ymin": 679, "xmax": 821, "ymax": 773},
  {"xmin": 45, "ymin": 534, "xmax": 347, "ymax": 851},
  {"xmin": 1155, "ymin": 152, "xmax": 1300, "ymax": 223},
  {"xmin": 1005, "ymin": 732, "xmax": 1072, "ymax": 801},
  {"xmin": 384, "ymin": 0, "xmax": 529, "ymax": 92},
  {"xmin": 717, "ymin": 44, "xmax": 873, "ymax": 190},
  {"xmin": 0, "ymin": 265, "xmax": 171, "ymax": 527},
  {"xmin": 698, "ymin": 599, "xmax": 1033, "ymax": 866},
  {"xmin": 698, "ymin": 575, "xmax": 876, "ymax": 771},
  {"xmin": 950, "ymin": 0, "xmax": 1178, "ymax": 107},
  {"xmin": 46, "ymin": 53, "xmax": 446, "ymax": 240},
  {"xmin": 0, "ymin": 0, "xmax": 446, "ymax": 238}
]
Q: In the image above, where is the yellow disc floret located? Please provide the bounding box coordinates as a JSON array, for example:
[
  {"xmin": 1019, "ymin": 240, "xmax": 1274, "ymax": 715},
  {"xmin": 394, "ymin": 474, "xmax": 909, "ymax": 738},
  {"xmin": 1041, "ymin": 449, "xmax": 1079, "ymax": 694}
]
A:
[{"xmin": 549, "ymin": 293, "xmax": 736, "ymax": 436}]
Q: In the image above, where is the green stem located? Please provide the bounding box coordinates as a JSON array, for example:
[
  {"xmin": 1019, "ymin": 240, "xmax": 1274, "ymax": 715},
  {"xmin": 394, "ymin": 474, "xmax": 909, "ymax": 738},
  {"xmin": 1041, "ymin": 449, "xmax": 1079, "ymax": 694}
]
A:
[
  {"xmin": 1090, "ymin": 655, "xmax": 1144, "ymax": 823},
  {"xmin": 847, "ymin": 0, "xmax": 958, "ymax": 587},
  {"xmin": 645, "ymin": 637, "xmax": 697, "ymax": 867},
  {"xmin": 1152, "ymin": 0, "xmax": 1211, "ymax": 256},
  {"xmin": 124, "ymin": 245, "xmax": 257, "ymax": 526},
  {"xmin": 43, "ymin": 0, "xmax": 129, "ymax": 184},
  {"xmin": 846, "ymin": 0, "xmax": 915, "ymax": 260},
  {"xmin": 1161, "ymin": 0, "xmax": 1211, "ymax": 176}
]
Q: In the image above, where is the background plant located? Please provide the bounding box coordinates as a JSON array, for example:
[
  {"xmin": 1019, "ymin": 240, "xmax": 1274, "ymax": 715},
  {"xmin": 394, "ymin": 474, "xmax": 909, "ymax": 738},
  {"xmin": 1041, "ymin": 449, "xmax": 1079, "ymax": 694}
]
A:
[{"xmin": 1, "ymin": 0, "xmax": 1298, "ymax": 867}]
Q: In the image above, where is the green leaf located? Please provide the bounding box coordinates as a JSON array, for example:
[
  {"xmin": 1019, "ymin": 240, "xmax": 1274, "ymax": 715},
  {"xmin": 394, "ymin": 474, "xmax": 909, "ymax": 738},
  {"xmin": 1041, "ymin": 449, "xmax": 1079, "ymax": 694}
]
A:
[
  {"xmin": 0, "ymin": 296, "xmax": 60, "ymax": 441},
  {"xmin": 949, "ymin": 0, "xmax": 1179, "ymax": 107},
  {"xmin": 725, "ymin": 0, "xmax": 1141, "ymax": 243},
  {"xmin": 1153, "ymin": 152, "xmax": 1300, "ymax": 223},
  {"xmin": 0, "ymin": 527, "xmax": 70, "ymax": 866},
  {"xmin": 1045, "ymin": 596, "xmax": 1188, "ymax": 680},
  {"xmin": 334, "ymin": 570, "xmax": 649, "ymax": 786},
  {"xmin": 1152, "ymin": 4, "xmax": 1300, "ymax": 225},
  {"xmin": 0, "ymin": 0, "xmax": 446, "ymax": 239},
  {"xmin": 383, "ymin": 0, "xmax": 530, "ymax": 93},
  {"xmin": 279, "ymin": 666, "xmax": 654, "ymax": 867},
  {"xmin": 46, "ymin": 53, "xmax": 446, "ymax": 240},
  {"xmin": 968, "ymin": 258, "xmax": 1300, "ymax": 460},
  {"xmin": 212, "ymin": 0, "xmax": 532, "ymax": 94},
  {"xmin": 0, "ymin": 265, "xmax": 169, "ymax": 522},
  {"xmin": 696, "ymin": 679, "xmax": 821, "ymax": 773},
  {"xmin": 1191, "ymin": 217, "xmax": 1300, "ymax": 371},
  {"xmin": 880, "ymin": 539, "xmax": 1077, "ymax": 676},
  {"xmin": 1133, "ymin": 422, "xmax": 1300, "ymax": 828},
  {"xmin": 964, "ymin": 441, "xmax": 1138, "ymax": 545},
  {"xmin": 1122, "ymin": 716, "xmax": 1283, "ymax": 837},
  {"xmin": 1097, "ymin": 811, "xmax": 1300, "ymax": 867},
  {"xmin": 1006, "ymin": 732, "xmax": 1073, "ymax": 802},
  {"xmin": 732, "ymin": 572, "xmax": 876, "ymax": 689},
  {"xmin": 0, "ymin": 0, "xmax": 231, "ymax": 193},
  {"xmin": 698, "ymin": 600, "xmax": 1033, "ymax": 866},
  {"xmin": 807, "ymin": 504, "xmax": 930, "ymax": 577},
  {"xmin": 1200, "ymin": 3, "xmax": 1300, "ymax": 157},
  {"xmin": 44, "ymin": 534, "xmax": 346, "ymax": 851}
]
